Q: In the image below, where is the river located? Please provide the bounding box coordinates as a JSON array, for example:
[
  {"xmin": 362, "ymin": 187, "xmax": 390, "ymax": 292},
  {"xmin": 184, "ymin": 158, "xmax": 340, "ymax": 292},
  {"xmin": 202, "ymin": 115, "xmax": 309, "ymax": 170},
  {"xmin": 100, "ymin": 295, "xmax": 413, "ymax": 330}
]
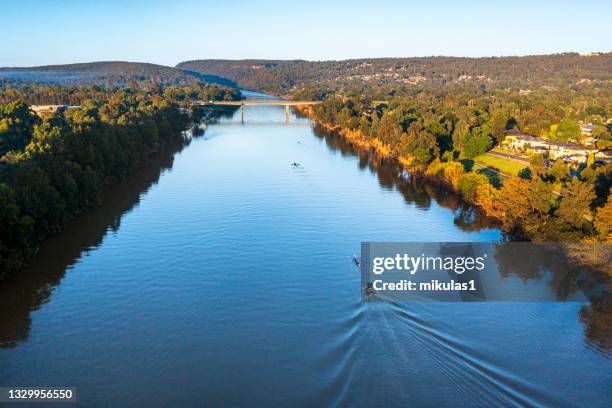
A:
[{"xmin": 0, "ymin": 91, "xmax": 610, "ymax": 407}]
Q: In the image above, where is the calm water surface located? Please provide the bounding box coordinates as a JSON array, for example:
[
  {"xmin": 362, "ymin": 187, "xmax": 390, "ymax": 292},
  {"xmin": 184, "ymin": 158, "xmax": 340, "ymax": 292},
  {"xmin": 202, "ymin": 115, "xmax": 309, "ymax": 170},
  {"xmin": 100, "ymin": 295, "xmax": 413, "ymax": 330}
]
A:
[{"xmin": 0, "ymin": 92, "xmax": 610, "ymax": 407}]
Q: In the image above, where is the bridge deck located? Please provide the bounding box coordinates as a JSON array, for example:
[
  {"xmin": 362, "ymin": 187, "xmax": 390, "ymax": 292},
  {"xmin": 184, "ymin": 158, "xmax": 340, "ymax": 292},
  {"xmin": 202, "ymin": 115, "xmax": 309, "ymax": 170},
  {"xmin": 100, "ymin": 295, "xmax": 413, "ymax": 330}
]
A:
[{"xmin": 192, "ymin": 100, "xmax": 320, "ymax": 106}]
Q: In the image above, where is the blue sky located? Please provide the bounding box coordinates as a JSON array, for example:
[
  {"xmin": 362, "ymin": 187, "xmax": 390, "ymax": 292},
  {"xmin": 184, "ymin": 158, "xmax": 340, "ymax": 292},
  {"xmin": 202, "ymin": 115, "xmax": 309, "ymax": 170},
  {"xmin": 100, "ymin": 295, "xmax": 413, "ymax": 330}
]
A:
[{"xmin": 2, "ymin": 0, "xmax": 610, "ymax": 67}]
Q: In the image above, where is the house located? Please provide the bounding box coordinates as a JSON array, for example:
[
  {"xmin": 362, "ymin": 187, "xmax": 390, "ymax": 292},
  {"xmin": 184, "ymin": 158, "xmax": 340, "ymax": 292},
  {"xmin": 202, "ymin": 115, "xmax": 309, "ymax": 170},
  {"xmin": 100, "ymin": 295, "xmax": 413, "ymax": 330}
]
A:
[
  {"xmin": 504, "ymin": 129, "xmax": 530, "ymax": 139},
  {"xmin": 30, "ymin": 105, "xmax": 69, "ymax": 116},
  {"xmin": 580, "ymin": 123, "xmax": 597, "ymax": 136},
  {"xmin": 30, "ymin": 105, "xmax": 82, "ymax": 117},
  {"xmin": 558, "ymin": 154, "xmax": 587, "ymax": 166},
  {"xmin": 503, "ymin": 129, "xmax": 599, "ymax": 159},
  {"xmin": 580, "ymin": 136, "xmax": 597, "ymax": 146},
  {"xmin": 503, "ymin": 129, "xmax": 532, "ymax": 145},
  {"xmin": 546, "ymin": 141, "xmax": 597, "ymax": 159},
  {"xmin": 504, "ymin": 130, "xmax": 549, "ymax": 152},
  {"xmin": 596, "ymin": 149, "xmax": 612, "ymax": 160}
]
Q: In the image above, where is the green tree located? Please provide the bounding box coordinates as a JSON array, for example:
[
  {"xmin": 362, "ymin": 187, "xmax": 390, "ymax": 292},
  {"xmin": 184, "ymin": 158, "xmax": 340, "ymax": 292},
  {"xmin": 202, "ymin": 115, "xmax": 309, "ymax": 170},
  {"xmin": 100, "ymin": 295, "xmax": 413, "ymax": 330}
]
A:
[
  {"xmin": 548, "ymin": 160, "xmax": 569, "ymax": 181},
  {"xmin": 457, "ymin": 172, "xmax": 490, "ymax": 202},
  {"xmin": 0, "ymin": 100, "xmax": 38, "ymax": 154},
  {"xmin": 556, "ymin": 178, "xmax": 596, "ymax": 229},
  {"xmin": 462, "ymin": 126, "xmax": 492, "ymax": 159},
  {"xmin": 489, "ymin": 109, "xmax": 510, "ymax": 144},
  {"xmin": 498, "ymin": 177, "xmax": 554, "ymax": 239},
  {"xmin": 554, "ymin": 118, "xmax": 581, "ymax": 142},
  {"xmin": 402, "ymin": 123, "xmax": 439, "ymax": 164},
  {"xmin": 529, "ymin": 154, "xmax": 546, "ymax": 178},
  {"xmin": 377, "ymin": 111, "xmax": 403, "ymax": 146}
]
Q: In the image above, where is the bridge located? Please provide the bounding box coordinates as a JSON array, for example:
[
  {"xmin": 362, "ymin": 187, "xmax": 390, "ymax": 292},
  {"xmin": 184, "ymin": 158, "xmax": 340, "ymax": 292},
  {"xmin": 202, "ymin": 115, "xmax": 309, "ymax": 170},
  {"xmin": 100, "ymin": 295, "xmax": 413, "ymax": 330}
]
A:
[{"xmin": 191, "ymin": 100, "xmax": 320, "ymax": 123}]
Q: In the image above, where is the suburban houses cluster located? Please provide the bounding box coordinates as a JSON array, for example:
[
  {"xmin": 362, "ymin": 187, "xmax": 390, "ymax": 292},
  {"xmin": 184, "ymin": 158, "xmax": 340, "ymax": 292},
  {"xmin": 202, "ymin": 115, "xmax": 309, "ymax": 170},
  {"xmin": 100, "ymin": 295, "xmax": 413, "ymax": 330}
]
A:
[{"xmin": 502, "ymin": 127, "xmax": 611, "ymax": 166}]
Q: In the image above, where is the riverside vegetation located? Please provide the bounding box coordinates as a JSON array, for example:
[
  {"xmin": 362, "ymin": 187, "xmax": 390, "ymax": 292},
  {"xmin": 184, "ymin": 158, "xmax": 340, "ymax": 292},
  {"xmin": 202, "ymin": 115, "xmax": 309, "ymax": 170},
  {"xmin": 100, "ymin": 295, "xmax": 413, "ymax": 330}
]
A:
[
  {"xmin": 295, "ymin": 88, "xmax": 612, "ymax": 247},
  {"xmin": 0, "ymin": 82, "xmax": 240, "ymax": 277}
]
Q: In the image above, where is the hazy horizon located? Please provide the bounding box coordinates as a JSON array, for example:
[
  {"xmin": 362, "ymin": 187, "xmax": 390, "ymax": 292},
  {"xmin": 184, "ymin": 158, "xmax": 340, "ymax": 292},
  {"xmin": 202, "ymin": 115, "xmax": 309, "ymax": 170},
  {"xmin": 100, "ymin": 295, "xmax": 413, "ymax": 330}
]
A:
[{"xmin": 3, "ymin": 0, "xmax": 611, "ymax": 67}]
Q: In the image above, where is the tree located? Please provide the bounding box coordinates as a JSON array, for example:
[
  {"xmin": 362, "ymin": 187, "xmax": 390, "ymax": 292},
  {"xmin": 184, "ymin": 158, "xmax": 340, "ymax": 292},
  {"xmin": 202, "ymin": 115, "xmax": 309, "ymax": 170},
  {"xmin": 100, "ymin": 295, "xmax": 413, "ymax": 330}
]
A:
[
  {"xmin": 548, "ymin": 159, "xmax": 569, "ymax": 181},
  {"xmin": 443, "ymin": 161, "xmax": 464, "ymax": 188},
  {"xmin": 529, "ymin": 154, "xmax": 546, "ymax": 178},
  {"xmin": 462, "ymin": 126, "xmax": 492, "ymax": 159},
  {"xmin": 377, "ymin": 111, "xmax": 403, "ymax": 146},
  {"xmin": 498, "ymin": 177, "xmax": 554, "ymax": 239},
  {"xmin": 593, "ymin": 164, "xmax": 612, "ymax": 206},
  {"xmin": 518, "ymin": 167, "xmax": 532, "ymax": 180},
  {"xmin": 594, "ymin": 196, "xmax": 612, "ymax": 241},
  {"xmin": 0, "ymin": 100, "xmax": 38, "ymax": 154},
  {"xmin": 0, "ymin": 184, "xmax": 22, "ymax": 232},
  {"xmin": 0, "ymin": 83, "xmax": 195, "ymax": 276},
  {"xmin": 457, "ymin": 172, "xmax": 490, "ymax": 203},
  {"xmin": 489, "ymin": 109, "xmax": 510, "ymax": 144},
  {"xmin": 0, "ymin": 183, "xmax": 33, "ymax": 276},
  {"xmin": 554, "ymin": 118, "xmax": 581, "ymax": 142},
  {"xmin": 592, "ymin": 125, "xmax": 611, "ymax": 142},
  {"xmin": 402, "ymin": 122, "xmax": 439, "ymax": 164},
  {"xmin": 358, "ymin": 115, "xmax": 370, "ymax": 136},
  {"xmin": 425, "ymin": 119, "xmax": 452, "ymax": 153},
  {"xmin": 556, "ymin": 178, "xmax": 596, "ymax": 229},
  {"xmin": 475, "ymin": 182, "xmax": 502, "ymax": 218}
]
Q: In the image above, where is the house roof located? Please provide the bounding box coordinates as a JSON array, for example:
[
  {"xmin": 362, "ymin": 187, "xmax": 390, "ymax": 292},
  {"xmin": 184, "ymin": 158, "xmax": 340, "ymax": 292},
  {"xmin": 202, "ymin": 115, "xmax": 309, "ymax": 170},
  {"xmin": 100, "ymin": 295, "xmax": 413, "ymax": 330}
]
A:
[
  {"xmin": 547, "ymin": 141, "xmax": 594, "ymax": 150},
  {"xmin": 513, "ymin": 135, "xmax": 543, "ymax": 142},
  {"xmin": 506, "ymin": 129, "xmax": 533, "ymax": 137}
]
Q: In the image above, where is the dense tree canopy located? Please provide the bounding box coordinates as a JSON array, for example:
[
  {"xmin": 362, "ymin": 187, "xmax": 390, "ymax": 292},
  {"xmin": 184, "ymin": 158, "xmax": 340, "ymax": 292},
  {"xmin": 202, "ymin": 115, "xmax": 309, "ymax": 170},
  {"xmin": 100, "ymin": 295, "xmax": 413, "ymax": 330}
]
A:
[
  {"xmin": 0, "ymin": 82, "xmax": 240, "ymax": 277},
  {"xmin": 303, "ymin": 74, "xmax": 611, "ymax": 244}
]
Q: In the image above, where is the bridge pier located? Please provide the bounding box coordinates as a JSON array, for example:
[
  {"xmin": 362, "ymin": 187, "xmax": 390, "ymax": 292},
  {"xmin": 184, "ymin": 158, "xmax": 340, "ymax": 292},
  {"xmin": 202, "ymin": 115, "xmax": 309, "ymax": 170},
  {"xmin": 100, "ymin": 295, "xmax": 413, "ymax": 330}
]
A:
[
  {"xmin": 285, "ymin": 105, "xmax": 289, "ymax": 124},
  {"xmin": 241, "ymin": 104, "xmax": 244, "ymax": 123}
]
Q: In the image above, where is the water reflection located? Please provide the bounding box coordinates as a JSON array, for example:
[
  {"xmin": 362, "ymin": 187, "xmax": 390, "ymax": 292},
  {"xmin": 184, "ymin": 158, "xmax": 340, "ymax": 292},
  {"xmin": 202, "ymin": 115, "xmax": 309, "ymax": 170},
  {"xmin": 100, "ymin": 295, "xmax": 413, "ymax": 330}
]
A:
[
  {"xmin": 311, "ymin": 123, "xmax": 500, "ymax": 232},
  {"xmin": 580, "ymin": 302, "xmax": 612, "ymax": 351},
  {"xmin": 0, "ymin": 137, "xmax": 190, "ymax": 348}
]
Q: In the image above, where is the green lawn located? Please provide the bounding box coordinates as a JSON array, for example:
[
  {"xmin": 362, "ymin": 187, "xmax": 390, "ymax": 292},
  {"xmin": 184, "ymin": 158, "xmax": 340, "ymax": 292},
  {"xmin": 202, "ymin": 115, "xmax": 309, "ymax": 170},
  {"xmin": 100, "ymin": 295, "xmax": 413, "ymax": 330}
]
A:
[{"xmin": 473, "ymin": 153, "xmax": 527, "ymax": 176}]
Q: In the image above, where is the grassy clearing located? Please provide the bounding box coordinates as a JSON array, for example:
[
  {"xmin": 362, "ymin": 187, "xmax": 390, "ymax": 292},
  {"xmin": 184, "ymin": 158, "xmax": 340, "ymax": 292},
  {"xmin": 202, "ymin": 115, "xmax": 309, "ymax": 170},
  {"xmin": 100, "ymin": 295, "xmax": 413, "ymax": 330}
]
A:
[{"xmin": 473, "ymin": 153, "xmax": 527, "ymax": 176}]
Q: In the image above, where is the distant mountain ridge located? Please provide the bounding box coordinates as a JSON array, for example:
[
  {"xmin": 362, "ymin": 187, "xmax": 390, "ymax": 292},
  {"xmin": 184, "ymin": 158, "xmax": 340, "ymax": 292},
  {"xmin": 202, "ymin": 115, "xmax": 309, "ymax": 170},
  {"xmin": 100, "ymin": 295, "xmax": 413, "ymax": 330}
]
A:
[
  {"xmin": 2, "ymin": 54, "xmax": 610, "ymax": 93},
  {"xmin": 176, "ymin": 53, "xmax": 612, "ymax": 94},
  {"xmin": 0, "ymin": 61, "xmax": 201, "ymax": 87}
]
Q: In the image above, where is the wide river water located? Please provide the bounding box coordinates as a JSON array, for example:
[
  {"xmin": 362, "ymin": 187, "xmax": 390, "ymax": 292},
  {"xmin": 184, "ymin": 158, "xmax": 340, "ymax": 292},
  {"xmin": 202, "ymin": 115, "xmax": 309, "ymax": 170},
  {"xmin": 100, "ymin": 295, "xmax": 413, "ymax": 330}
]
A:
[{"xmin": 0, "ymin": 92, "xmax": 610, "ymax": 407}]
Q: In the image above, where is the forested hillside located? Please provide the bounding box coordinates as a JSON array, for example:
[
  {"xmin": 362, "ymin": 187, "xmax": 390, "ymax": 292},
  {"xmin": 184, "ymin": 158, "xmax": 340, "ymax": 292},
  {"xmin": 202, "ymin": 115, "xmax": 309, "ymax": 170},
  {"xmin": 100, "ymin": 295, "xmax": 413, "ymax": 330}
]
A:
[
  {"xmin": 0, "ymin": 62, "xmax": 201, "ymax": 87},
  {"xmin": 0, "ymin": 81, "xmax": 241, "ymax": 107},
  {"xmin": 177, "ymin": 53, "xmax": 611, "ymax": 95}
]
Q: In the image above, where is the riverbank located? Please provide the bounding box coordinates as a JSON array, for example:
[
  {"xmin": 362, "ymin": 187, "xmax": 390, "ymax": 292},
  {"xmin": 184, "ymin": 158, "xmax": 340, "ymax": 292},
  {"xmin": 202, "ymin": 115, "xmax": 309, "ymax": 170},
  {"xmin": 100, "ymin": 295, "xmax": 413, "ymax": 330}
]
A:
[
  {"xmin": 0, "ymin": 105, "xmax": 219, "ymax": 281},
  {"xmin": 0, "ymin": 130, "xmax": 192, "ymax": 281},
  {"xmin": 296, "ymin": 106, "xmax": 492, "ymax": 212},
  {"xmin": 297, "ymin": 105, "xmax": 612, "ymax": 277}
]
